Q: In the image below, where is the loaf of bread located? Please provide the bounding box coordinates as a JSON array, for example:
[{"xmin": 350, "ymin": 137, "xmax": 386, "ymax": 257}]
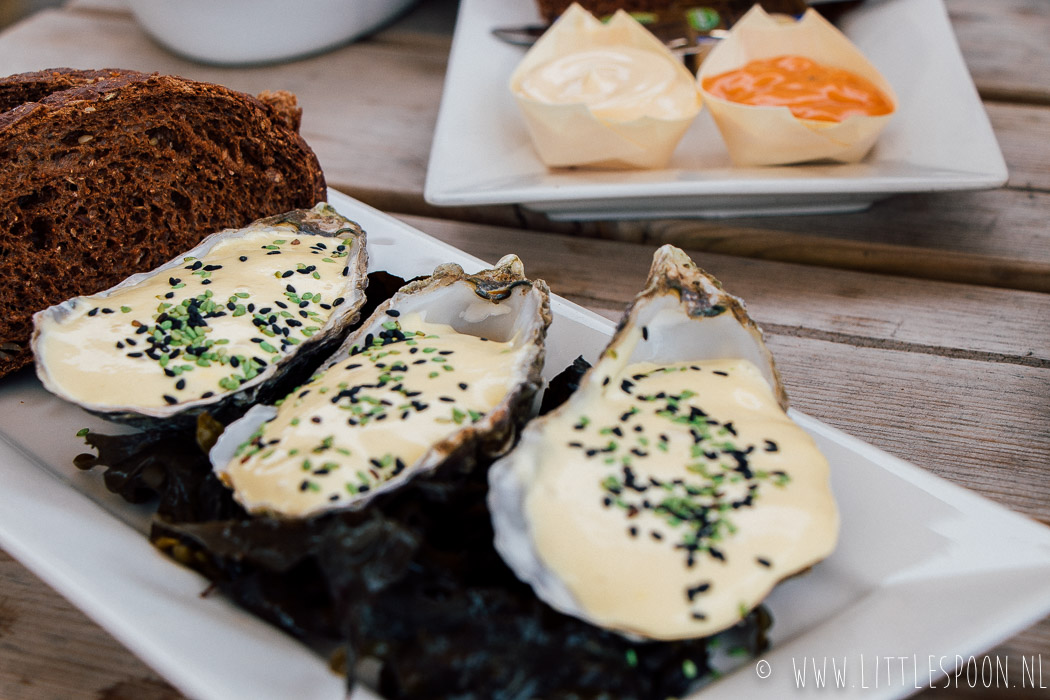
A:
[{"xmin": 0, "ymin": 70, "xmax": 327, "ymax": 378}]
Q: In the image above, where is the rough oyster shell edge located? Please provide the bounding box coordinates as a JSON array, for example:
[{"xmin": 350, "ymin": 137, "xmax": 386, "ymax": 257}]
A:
[
  {"xmin": 30, "ymin": 203, "xmax": 368, "ymax": 430},
  {"xmin": 488, "ymin": 244, "xmax": 816, "ymax": 641},
  {"xmin": 210, "ymin": 253, "xmax": 553, "ymax": 518}
]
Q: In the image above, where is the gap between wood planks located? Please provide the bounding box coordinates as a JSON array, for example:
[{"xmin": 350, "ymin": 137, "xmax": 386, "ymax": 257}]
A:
[{"xmin": 761, "ymin": 323, "xmax": 1050, "ymax": 369}]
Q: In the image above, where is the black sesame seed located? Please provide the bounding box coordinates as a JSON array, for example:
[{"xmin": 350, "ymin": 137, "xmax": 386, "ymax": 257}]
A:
[
  {"xmin": 87, "ymin": 308, "xmax": 99, "ymax": 317},
  {"xmin": 686, "ymin": 583, "xmax": 711, "ymax": 601},
  {"xmin": 311, "ymin": 416, "xmax": 322, "ymax": 424},
  {"xmin": 175, "ymin": 378, "xmax": 186, "ymax": 390},
  {"xmin": 756, "ymin": 557, "xmax": 772, "ymax": 568},
  {"xmin": 162, "ymin": 394, "xmax": 178, "ymax": 405},
  {"xmin": 239, "ymin": 255, "xmax": 248, "ymax": 262},
  {"xmin": 387, "ymin": 309, "xmax": 400, "ymax": 317},
  {"xmin": 641, "ymin": 326, "xmax": 649, "ymax": 340}
]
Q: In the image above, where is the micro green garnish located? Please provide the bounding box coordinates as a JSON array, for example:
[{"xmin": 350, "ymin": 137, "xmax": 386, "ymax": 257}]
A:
[
  {"xmin": 107, "ymin": 233, "xmax": 349, "ymax": 396},
  {"xmin": 237, "ymin": 322, "xmax": 505, "ymax": 502},
  {"xmin": 75, "ymin": 427, "xmax": 90, "ymax": 437},
  {"xmin": 574, "ymin": 364, "xmax": 791, "ymax": 576}
]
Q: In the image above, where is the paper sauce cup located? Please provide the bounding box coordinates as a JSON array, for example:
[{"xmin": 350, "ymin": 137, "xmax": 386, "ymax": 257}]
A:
[
  {"xmin": 697, "ymin": 5, "xmax": 897, "ymax": 167},
  {"xmin": 510, "ymin": 3, "xmax": 702, "ymax": 170}
]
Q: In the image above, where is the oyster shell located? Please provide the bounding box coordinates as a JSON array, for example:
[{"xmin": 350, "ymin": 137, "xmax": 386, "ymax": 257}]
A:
[
  {"xmin": 488, "ymin": 244, "xmax": 838, "ymax": 640},
  {"xmin": 210, "ymin": 254, "xmax": 551, "ymax": 519},
  {"xmin": 31, "ymin": 203, "xmax": 368, "ymax": 428}
]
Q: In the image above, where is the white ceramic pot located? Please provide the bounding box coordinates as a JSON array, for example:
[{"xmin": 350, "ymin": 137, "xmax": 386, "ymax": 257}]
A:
[{"xmin": 128, "ymin": 0, "xmax": 418, "ymax": 65}]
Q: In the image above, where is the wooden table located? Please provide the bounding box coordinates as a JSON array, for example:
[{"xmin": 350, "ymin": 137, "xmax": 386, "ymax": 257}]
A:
[{"xmin": 1, "ymin": 1, "xmax": 1047, "ymax": 698}]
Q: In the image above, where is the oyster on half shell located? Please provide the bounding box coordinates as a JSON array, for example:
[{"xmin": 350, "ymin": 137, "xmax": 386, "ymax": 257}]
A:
[
  {"xmin": 210, "ymin": 254, "xmax": 552, "ymax": 519},
  {"xmin": 488, "ymin": 245, "xmax": 838, "ymax": 641},
  {"xmin": 31, "ymin": 203, "xmax": 368, "ymax": 428}
]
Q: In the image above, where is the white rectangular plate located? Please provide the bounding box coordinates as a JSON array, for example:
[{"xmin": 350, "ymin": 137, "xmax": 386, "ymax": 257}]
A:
[
  {"xmin": 1, "ymin": 190, "xmax": 1048, "ymax": 700},
  {"xmin": 424, "ymin": 0, "xmax": 1008, "ymax": 220}
]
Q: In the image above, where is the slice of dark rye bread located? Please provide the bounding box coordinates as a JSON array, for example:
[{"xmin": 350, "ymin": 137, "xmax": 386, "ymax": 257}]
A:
[{"xmin": 0, "ymin": 70, "xmax": 327, "ymax": 378}]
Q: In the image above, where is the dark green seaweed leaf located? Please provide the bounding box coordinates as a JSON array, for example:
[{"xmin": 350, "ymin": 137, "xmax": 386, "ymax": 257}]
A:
[{"xmin": 539, "ymin": 354, "xmax": 591, "ymax": 415}]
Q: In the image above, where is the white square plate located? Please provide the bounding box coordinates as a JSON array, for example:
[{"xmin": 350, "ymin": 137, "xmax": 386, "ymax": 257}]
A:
[
  {"xmin": 424, "ymin": 0, "xmax": 1008, "ymax": 220},
  {"xmin": 1, "ymin": 190, "xmax": 1048, "ymax": 700}
]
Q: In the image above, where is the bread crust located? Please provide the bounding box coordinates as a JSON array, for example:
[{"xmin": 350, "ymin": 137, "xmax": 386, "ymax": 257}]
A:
[
  {"xmin": 0, "ymin": 67, "xmax": 148, "ymax": 113},
  {"xmin": 0, "ymin": 70, "xmax": 327, "ymax": 377}
]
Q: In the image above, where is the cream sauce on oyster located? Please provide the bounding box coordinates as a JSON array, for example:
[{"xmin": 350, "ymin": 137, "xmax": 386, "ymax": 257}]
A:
[
  {"xmin": 35, "ymin": 229, "xmax": 355, "ymax": 409},
  {"xmin": 522, "ymin": 357, "xmax": 837, "ymax": 639},
  {"xmin": 222, "ymin": 311, "xmax": 529, "ymax": 518}
]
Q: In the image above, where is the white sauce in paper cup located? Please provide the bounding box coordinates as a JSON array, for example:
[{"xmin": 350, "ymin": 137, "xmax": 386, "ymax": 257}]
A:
[{"xmin": 510, "ymin": 3, "xmax": 702, "ymax": 170}]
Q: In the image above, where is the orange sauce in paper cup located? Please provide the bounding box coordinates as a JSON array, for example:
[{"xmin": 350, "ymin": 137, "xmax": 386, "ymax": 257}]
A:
[{"xmin": 702, "ymin": 55, "xmax": 894, "ymax": 123}]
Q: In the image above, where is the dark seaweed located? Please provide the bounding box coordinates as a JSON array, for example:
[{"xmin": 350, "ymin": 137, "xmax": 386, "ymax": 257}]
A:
[
  {"xmin": 75, "ymin": 347, "xmax": 770, "ymax": 698},
  {"xmin": 148, "ymin": 445, "xmax": 768, "ymax": 699},
  {"xmin": 539, "ymin": 355, "xmax": 592, "ymax": 415},
  {"xmin": 73, "ymin": 413, "xmax": 239, "ymax": 522}
]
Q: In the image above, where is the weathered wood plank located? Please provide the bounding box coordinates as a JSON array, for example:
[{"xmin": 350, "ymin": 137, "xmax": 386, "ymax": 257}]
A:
[
  {"xmin": 947, "ymin": 0, "xmax": 1050, "ymax": 105},
  {"xmin": 988, "ymin": 101, "xmax": 1050, "ymax": 191},
  {"xmin": 0, "ymin": 549, "xmax": 178, "ymax": 700},
  {"xmin": 398, "ymin": 215, "xmax": 1050, "ymax": 362}
]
